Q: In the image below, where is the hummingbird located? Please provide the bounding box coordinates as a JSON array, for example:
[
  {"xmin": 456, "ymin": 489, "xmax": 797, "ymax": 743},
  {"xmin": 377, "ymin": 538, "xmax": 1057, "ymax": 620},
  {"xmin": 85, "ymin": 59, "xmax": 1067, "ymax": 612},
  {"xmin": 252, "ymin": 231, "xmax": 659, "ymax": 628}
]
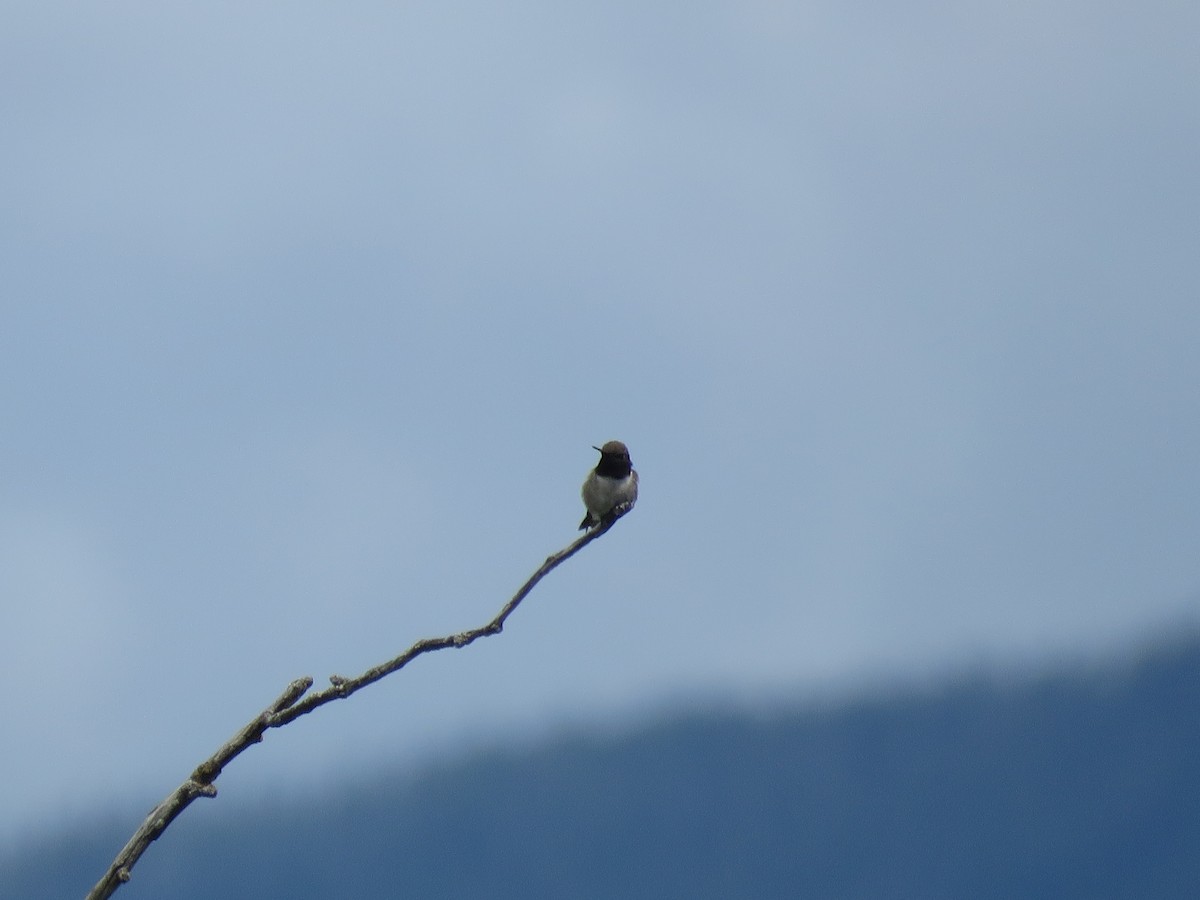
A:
[{"xmin": 579, "ymin": 440, "xmax": 638, "ymax": 530}]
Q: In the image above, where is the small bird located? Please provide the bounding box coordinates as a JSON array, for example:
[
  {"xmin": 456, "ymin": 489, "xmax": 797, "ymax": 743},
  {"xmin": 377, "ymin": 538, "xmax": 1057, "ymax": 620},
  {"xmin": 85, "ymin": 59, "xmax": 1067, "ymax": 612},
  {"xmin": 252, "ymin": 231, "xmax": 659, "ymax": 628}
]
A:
[{"xmin": 580, "ymin": 440, "xmax": 639, "ymax": 530}]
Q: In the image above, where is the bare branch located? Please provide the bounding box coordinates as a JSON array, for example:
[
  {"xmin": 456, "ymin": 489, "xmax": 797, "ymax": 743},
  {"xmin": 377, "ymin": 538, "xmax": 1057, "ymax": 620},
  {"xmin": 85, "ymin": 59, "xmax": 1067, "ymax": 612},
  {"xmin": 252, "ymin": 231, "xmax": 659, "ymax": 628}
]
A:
[{"xmin": 85, "ymin": 515, "xmax": 625, "ymax": 900}]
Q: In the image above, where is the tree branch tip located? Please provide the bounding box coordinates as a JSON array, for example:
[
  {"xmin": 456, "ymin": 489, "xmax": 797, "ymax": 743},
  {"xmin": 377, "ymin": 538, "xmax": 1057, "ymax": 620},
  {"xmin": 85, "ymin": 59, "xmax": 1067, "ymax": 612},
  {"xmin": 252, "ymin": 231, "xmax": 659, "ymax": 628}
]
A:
[{"xmin": 271, "ymin": 677, "xmax": 313, "ymax": 712}]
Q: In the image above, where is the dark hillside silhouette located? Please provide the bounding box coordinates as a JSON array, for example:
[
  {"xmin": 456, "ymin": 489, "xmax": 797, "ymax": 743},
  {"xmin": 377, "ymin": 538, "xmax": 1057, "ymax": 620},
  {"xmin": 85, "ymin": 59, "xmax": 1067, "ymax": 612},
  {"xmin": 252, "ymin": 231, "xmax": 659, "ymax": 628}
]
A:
[{"xmin": 5, "ymin": 634, "xmax": 1198, "ymax": 899}]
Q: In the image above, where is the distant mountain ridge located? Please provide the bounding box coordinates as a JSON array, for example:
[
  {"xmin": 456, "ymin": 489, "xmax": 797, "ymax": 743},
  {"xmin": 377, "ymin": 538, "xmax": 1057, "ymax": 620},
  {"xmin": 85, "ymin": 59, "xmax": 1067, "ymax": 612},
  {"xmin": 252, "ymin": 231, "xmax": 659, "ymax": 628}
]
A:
[{"xmin": 5, "ymin": 634, "xmax": 1199, "ymax": 899}]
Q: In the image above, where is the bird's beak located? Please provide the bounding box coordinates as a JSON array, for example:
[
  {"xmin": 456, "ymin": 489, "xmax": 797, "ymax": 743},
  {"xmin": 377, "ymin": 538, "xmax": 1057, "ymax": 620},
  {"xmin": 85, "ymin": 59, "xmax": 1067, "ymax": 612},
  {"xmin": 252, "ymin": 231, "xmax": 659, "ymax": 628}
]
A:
[{"xmin": 592, "ymin": 446, "xmax": 602, "ymax": 452}]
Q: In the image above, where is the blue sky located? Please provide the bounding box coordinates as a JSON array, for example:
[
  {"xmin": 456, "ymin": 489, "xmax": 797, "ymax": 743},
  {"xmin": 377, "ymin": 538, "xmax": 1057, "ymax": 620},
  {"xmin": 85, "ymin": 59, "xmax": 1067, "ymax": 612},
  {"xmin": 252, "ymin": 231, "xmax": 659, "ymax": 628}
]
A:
[{"xmin": 3, "ymin": 0, "xmax": 1199, "ymax": 839}]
